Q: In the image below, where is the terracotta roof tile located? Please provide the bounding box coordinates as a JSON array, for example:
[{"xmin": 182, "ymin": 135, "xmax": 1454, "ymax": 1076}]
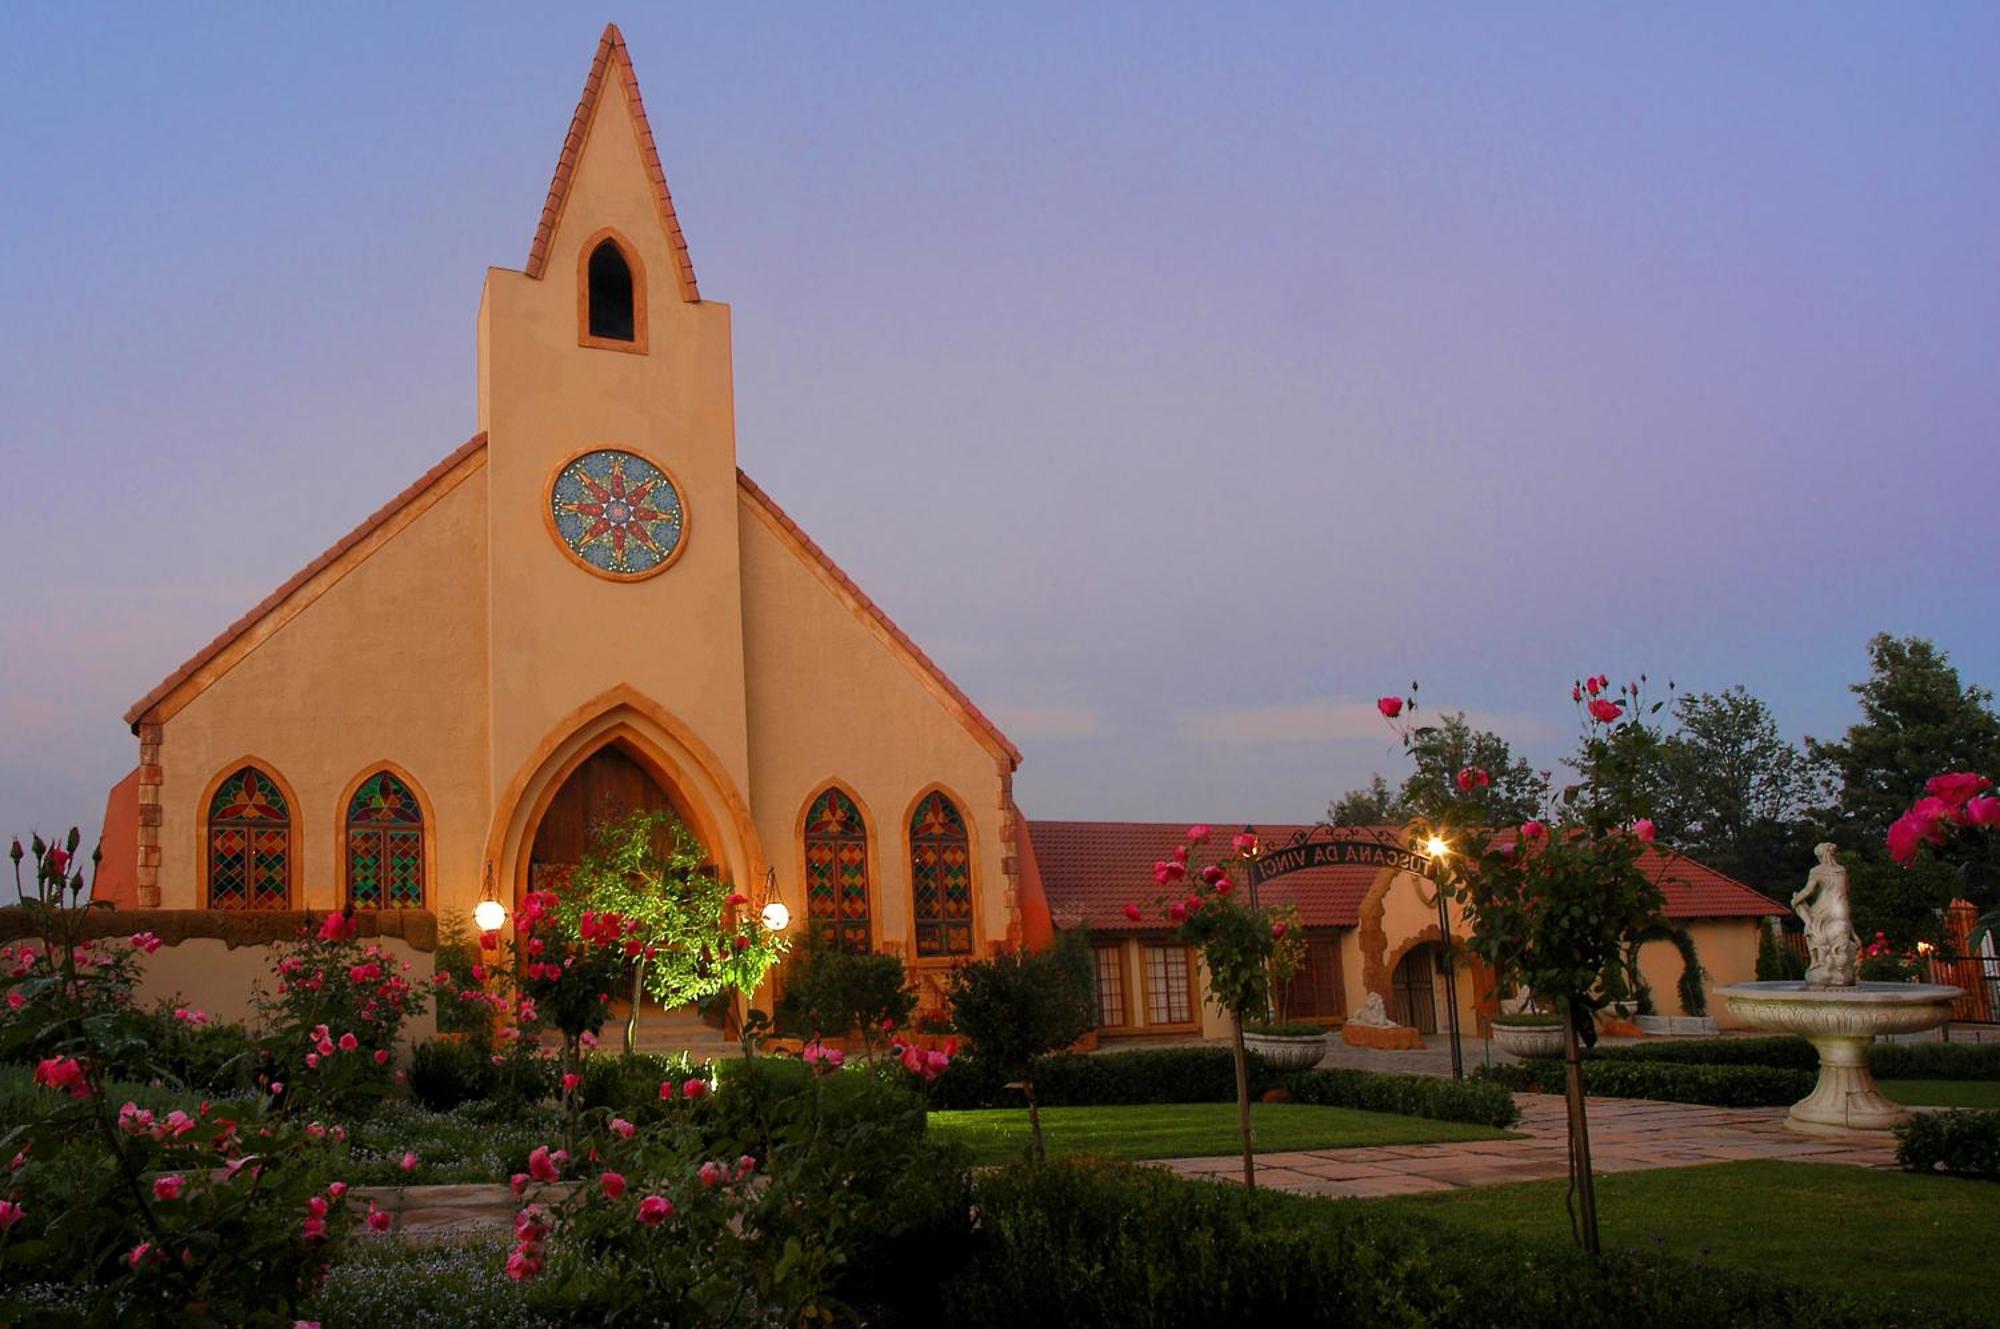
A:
[
  {"xmin": 525, "ymin": 24, "xmax": 699, "ymax": 302},
  {"xmin": 1029, "ymin": 820, "xmax": 1784, "ymax": 932},
  {"xmin": 124, "ymin": 434, "xmax": 488, "ymax": 728},
  {"xmin": 737, "ymin": 469, "xmax": 1021, "ymax": 768}
]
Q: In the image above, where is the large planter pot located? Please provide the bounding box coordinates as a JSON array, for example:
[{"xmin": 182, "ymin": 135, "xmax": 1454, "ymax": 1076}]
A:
[
  {"xmin": 1489, "ymin": 1021, "xmax": 1566, "ymax": 1059},
  {"xmin": 1242, "ymin": 1031, "xmax": 1328, "ymax": 1071}
]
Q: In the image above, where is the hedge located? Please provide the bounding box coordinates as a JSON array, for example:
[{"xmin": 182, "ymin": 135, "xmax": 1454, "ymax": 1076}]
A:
[
  {"xmin": 938, "ymin": 1160, "xmax": 1979, "ymax": 1329},
  {"xmin": 1476, "ymin": 1058, "xmax": 1813, "ymax": 1108},
  {"xmin": 1896, "ymin": 1109, "xmax": 2000, "ymax": 1181},
  {"xmin": 929, "ymin": 1047, "xmax": 1269, "ymax": 1111},
  {"xmin": 1588, "ymin": 1036, "xmax": 2000, "ymax": 1082},
  {"xmin": 1284, "ymin": 1066, "xmax": 1520, "ymax": 1128}
]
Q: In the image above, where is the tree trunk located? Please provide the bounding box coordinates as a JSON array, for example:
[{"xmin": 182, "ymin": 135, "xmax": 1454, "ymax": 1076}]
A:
[
  {"xmin": 1230, "ymin": 1011, "xmax": 1256, "ymax": 1191},
  {"xmin": 1561, "ymin": 995, "xmax": 1600, "ymax": 1254},
  {"xmin": 624, "ymin": 955, "xmax": 646, "ymax": 1057},
  {"xmin": 1026, "ymin": 1078, "xmax": 1045, "ymax": 1165}
]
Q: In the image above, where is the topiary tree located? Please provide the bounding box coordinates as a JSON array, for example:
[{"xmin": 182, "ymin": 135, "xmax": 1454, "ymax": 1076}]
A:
[
  {"xmin": 946, "ymin": 931, "xmax": 1096, "ymax": 1163},
  {"xmin": 774, "ymin": 926, "xmax": 916, "ymax": 1061},
  {"xmin": 557, "ymin": 811, "xmax": 789, "ymax": 1055}
]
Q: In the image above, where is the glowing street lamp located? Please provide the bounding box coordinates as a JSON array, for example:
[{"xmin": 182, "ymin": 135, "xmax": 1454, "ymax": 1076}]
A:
[
  {"xmin": 759, "ymin": 866, "xmax": 791, "ymax": 932},
  {"xmin": 473, "ymin": 898, "xmax": 508, "ymax": 933}
]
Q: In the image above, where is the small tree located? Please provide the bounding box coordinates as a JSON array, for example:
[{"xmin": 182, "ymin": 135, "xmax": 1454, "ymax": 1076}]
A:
[
  {"xmin": 774, "ymin": 927, "xmax": 915, "ymax": 1061},
  {"xmin": 1125, "ymin": 827, "xmax": 1278, "ymax": 1188},
  {"xmin": 947, "ymin": 931, "xmax": 1096, "ymax": 1163},
  {"xmin": 558, "ymin": 811, "xmax": 789, "ymax": 1054},
  {"xmin": 1389, "ymin": 674, "xmax": 1674, "ymax": 1254}
]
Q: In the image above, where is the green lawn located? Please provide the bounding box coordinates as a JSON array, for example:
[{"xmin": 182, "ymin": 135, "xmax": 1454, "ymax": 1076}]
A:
[
  {"xmin": 1365, "ymin": 1160, "xmax": 2000, "ymax": 1304},
  {"xmin": 926, "ymin": 1102, "xmax": 1512, "ymax": 1166},
  {"xmin": 1880, "ymin": 1079, "xmax": 2000, "ymax": 1109}
]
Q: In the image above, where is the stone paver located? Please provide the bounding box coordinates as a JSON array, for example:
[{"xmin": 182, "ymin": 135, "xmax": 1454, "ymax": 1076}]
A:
[{"xmin": 1160, "ymin": 1092, "xmax": 1902, "ymax": 1197}]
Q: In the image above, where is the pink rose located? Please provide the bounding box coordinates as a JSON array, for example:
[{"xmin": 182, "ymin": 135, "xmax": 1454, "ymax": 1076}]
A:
[
  {"xmin": 1456, "ymin": 767, "xmax": 1490, "ymax": 793},
  {"xmin": 1632, "ymin": 819, "xmax": 1657, "ymax": 844},
  {"xmin": 510, "ymin": 1173, "xmax": 529, "ymax": 1196},
  {"xmin": 1271, "ymin": 922, "xmax": 1288, "ymax": 940},
  {"xmin": 1521, "ymin": 820, "xmax": 1548, "ymax": 842},
  {"xmin": 302, "ymin": 1217, "xmax": 327, "ymax": 1242},
  {"xmin": 337, "ymin": 1032, "xmax": 359, "ymax": 1053},
  {"xmin": 130, "ymin": 931, "xmax": 162, "ymax": 954},
  {"xmin": 1888, "ymin": 811, "xmax": 1944, "ymax": 865},
  {"xmin": 698, "ymin": 1160, "xmax": 726, "ymax": 1189},
  {"xmin": 1231, "ymin": 832, "xmax": 1258, "ymax": 855},
  {"xmin": 636, "ymin": 1195, "xmax": 674, "ymax": 1225},
  {"xmin": 505, "ymin": 1247, "xmax": 541, "ymax": 1281},
  {"xmin": 326, "ymin": 1181, "xmax": 348, "ymax": 1200},
  {"xmin": 1186, "ymin": 825, "xmax": 1212, "ymax": 845},
  {"xmin": 1926, "ymin": 772, "xmax": 1994, "ymax": 808},
  {"xmin": 1585, "ymin": 676, "xmax": 1603, "ymax": 697},
  {"xmin": 1587, "ymin": 698, "xmax": 1623, "ymax": 724},
  {"xmin": 528, "ymin": 1146, "xmax": 560, "ymax": 1183},
  {"xmin": 681, "ymin": 1077, "xmax": 707, "ymax": 1100},
  {"xmin": 306, "ymin": 1195, "xmax": 329, "ymax": 1219},
  {"xmin": 32, "ymin": 1056, "xmax": 88, "ymax": 1099},
  {"xmin": 658, "ymin": 1080, "xmax": 678, "ymax": 1101},
  {"xmin": 1168, "ymin": 901, "xmax": 1187, "ymax": 923},
  {"xmin": 736, "ymin": 1154, "xmax": 758, "ymax": 1179},
  {"xmin": 1966, "ymin": 796, "xmax": 2000, "ymax": 829},
  {"xmin": 1121, "ymin": 904, "xmax": 1143, "ymax": 923},
  {"xmin": 128, "ymin": 1241, "xmax": 152, "ymax": 1268},
  {"xmin": 374, "ymin": 1049, "xmax": 390, "ymax": 1065},
  {"xmin": 1377, "ymin": 697, "xmax": 1403, "ymax": 719},
  {"xmin": 400, "ymin": 1151, "xmax": 418, "ymax": 1173},
  {"xmin": 0, "ymin": 1201, "xmax": 21, "ymax": 1230},
  {"xmin": 366, "ymin": 1204, "xmax": 392, "ymax": 1233},
  {"xmin": 152, "ymin": 1175, "xmax": 184, "ymax": 1202},
  {"xmin": 316, "ymin": 912, "xmax": 354, "ymax": 943},
  {"xmin": 600, "ymin": 1171, "xmax": 627, "ymax": 1199},
  {"xmin": 610, "ymin": 1117, "xmax": 637, "ymax": 1140},
  {"xmin": 561, "ymin": 1073, "xmax": 582, "ymax": 1092}
]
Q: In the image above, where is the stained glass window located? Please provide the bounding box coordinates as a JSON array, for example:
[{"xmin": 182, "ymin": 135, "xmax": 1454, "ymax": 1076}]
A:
[
  {"xmin": 909, "ymin": 791, "xmax": 972, "ymax": 957},
  {"xmin": 548, "ymin": 449, "xmax": 686, "ymax": 579},
  {"xmin": 207, "ymin": 766, "xmax": 291, "ymax": 911},
  {"xmin": 803, "ymin": 788, "xmax": 871, "ymax": 952},
  {"xmin": 345, "ymin": 770, "xmax": 424, "ymax": 910}
]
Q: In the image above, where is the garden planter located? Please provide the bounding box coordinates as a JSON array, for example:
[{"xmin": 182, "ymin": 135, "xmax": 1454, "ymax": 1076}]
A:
[
  {"xmin": 1489, "ymin": 1021, "xmax": 1566, "ymax": 1059},
  {"xmin": 1242, "ymin": 1030, "xmax": 1329, "ymax": 1071}
]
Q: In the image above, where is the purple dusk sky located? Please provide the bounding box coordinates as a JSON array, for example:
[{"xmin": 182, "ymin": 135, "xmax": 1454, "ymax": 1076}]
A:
[{"xmin": 2, "ymin": 5, "xmax": 1996, "ymax": 845}]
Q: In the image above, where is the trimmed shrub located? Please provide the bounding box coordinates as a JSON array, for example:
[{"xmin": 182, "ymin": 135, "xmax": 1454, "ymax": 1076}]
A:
[
  {"xmin": 708, "ymin": 1056, "xmax": 927, "ymax": 1155},
  {"xmin": 575, "ymin": 1050, "xmax": 703, "ymax": 1123},
  {"xmin": 1896, "ymin": 1109, "xmax": 2000, "ymax": 1181},
  {"xmin": 1870, "ymin": 1041, "xmax": 2000, "ymax": 1082},
  {"xmin": 1477, "ymin": 1058, "xmax": 1812, "ymax": 1107},
  {"xmin": 408, "ymin": 1036, "xmax": 494, "ymax": 1111},
  {"xmin": 939, "ymin": 1160, "xmax": 1981, "ymax": 1328},
  {"xmin": 1286, "ymin": 1067, "xmax": 1520, "ymax": 1127},
  {"xmin": 1590, "ymin": 1036, "xmax": 1820, "ymax": 1071},
  {"xmin": 931, "ymin": 1046, "xmax": 1271, "ymax": 1111}
]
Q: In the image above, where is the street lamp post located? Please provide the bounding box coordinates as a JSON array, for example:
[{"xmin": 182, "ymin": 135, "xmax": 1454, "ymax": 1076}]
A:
[{"xmin": 1423, "ymin": 834, "xmax": 1466, "ymax": 1081}]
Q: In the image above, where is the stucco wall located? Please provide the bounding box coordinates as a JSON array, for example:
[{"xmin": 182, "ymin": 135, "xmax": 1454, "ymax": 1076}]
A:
[
  {"xmin": 138, "ymin": 936, "xmax": 437, "ymax": 1045},
  {"xmin": 154, "ymin": 469, "xmax": 491, "ymax": 918},
  {"xmin": 1635, "ymin": 918, "xmax": 1763, "ymax": 1026},
  {"xmin": 738, "ymin": 501, "xmax": 1013, "ymax": 964}
]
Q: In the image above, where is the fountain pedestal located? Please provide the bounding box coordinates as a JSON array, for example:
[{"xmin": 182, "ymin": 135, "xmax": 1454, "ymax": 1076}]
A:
[{"xmin": 1718, "ymin": 981, "xmax": 1964, "ymax": 1136}]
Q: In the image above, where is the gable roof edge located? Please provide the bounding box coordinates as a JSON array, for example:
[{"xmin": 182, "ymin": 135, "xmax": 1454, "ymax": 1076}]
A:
[
  {"xmin": 124, "ymin": 433, "xmax": 489, "ymax": 729},
  {"xmin": 737, "ymin": 469, "xmax": 1021, "ymax": 769}
]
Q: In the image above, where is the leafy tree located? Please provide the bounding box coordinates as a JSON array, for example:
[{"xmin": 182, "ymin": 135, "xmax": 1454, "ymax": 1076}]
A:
[
  {"xmin": 1332, "ymin": 715, "xmax": 1545, "ymax": 829},
  {"xmin": 1652, "ymin": 687, "xmax": 1825, "ymax": 894},
  {"xmin": 560, "ymin": 811, "xmax": 790, "ymax": 1054},
  {"xmin": 946, "ymin": 932, "xmax": 1096, "ymax": 1163},
  {"xmin": 774, "ymin": 927, "xmax": 916, "ymax": 1061},
  {"xmin": 1809, "ymin": 635, "xmax": 2000, "ymax": 852},
  {"xmin": 1401, "ymin": 712, "xmax": 1547, "ymax": 826},
  {"xmin": 1329, "ymin": 775, "xmax": 1405, "ymax": 827}
]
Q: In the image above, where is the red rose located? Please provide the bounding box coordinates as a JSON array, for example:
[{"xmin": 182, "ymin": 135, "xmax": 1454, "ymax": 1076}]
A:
[
  {"xmin": 1587, "ymin": 698, "xmax": 1623, "ymax": 724},
  {"xmin": 1377, "ymin": 696, "xmax": 1404, "ymax": 719},
  {"xmin": 1122, "ymin": 904, "xmax": 1143, "ymax": 922}
]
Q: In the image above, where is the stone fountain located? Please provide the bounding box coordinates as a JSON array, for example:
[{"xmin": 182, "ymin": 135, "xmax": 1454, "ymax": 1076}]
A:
[{"xmin": 1719, "ymin": 843, "xmax": 1964, "ymax": 1136}]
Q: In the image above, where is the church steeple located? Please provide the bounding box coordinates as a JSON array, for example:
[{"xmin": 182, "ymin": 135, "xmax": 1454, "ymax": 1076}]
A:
[{"xmin": 523, "ymin": 23, "xmax": 700, "ymax": 304}]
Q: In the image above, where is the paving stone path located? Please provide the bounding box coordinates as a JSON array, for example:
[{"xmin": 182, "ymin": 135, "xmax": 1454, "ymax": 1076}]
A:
[
  {"xmin": 1161, "ymin": 1093, "xmax": 1901, "ymax": 1197},
  {"xmin": 363, "ymin": 1092, "xmax": 1904, "ymax": 1240}
]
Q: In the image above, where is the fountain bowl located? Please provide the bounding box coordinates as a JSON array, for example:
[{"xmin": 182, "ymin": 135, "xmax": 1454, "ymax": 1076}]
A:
[{"xmin": 1717, "ymin": 980, "xmax": 1964, "ymax": 1137}]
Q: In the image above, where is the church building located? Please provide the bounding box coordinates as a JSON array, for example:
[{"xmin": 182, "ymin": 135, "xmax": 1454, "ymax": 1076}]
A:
[{"xmin": 93, "ymin": 26, "xmax": 1048, "ymax": 1032}]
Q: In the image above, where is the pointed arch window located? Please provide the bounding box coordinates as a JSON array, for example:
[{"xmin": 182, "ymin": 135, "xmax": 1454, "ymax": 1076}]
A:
[
  {"xmin": 581, "ymin": 232, "xmax": 646, "ymax": 351},
  {"xmin": 207, "ymin": 767, "xmax": 291, "ymax": 911},
  {"xmin": 909, "ymin": 791, "xmax": 973, "ymax": 957},
  {"xmin": 345, "ymin": 771, "xmax": 425, "ymax": 910},
  {"xmin": 803, "ymin": 788, "xmax": 871, "ymax": 952}
]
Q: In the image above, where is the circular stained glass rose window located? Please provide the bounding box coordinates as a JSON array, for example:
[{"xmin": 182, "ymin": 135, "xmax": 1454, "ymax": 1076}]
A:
[{"xmin": 547, "ymin": 448, "xmax": 688, "ymax": 579}]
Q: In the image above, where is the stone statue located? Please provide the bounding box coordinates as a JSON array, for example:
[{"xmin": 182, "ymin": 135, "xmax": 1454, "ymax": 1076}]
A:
[
  {"xmin": 1349, "ymin": 992, "xmax": 1400, "ymax": 1028},
  {"xmin": 1792, "ymin": 842, "xmax": 1859, "ymax": 988}
]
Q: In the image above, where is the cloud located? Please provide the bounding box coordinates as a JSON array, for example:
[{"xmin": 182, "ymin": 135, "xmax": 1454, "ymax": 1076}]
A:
[
  {"xmin": 1180, "ymin": 699, "xmax": 1558, "ymax": 746},
  {"xmin": 989, "ymin": 705, "xmax": 1104, "ymax": 741}
]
